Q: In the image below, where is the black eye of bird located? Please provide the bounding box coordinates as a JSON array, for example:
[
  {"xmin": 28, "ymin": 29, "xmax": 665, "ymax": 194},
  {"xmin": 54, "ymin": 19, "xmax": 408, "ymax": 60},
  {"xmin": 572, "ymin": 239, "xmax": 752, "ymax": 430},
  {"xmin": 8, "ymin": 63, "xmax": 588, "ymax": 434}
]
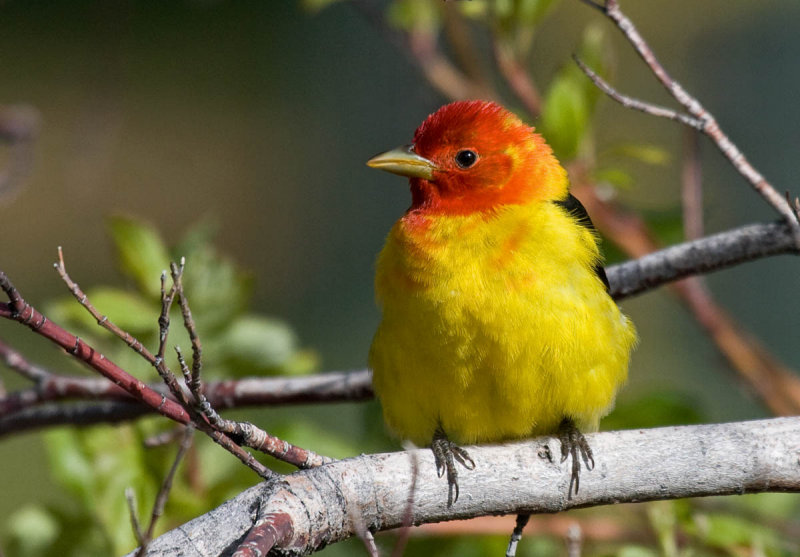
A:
[{"xmin": 455, "ymin": 150, "xmax": 477, "ymax": 169}]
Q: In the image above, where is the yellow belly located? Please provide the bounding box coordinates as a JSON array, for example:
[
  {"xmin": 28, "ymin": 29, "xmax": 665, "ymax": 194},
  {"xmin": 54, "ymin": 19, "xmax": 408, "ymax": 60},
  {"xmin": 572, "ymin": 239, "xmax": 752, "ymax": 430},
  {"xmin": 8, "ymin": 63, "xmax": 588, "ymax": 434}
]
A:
[{"xmin": 369, "ymin": 201, "xmax": 636, "ymax": 447}]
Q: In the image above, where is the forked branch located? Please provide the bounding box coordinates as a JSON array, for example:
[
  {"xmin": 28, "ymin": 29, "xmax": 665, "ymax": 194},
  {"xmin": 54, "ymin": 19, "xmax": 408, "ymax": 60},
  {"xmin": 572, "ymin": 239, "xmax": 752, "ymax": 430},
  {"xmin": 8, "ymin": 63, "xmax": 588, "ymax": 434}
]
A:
[{"xmin": 577, "ymin": 0, "xmax": 800, "ymax": 246}]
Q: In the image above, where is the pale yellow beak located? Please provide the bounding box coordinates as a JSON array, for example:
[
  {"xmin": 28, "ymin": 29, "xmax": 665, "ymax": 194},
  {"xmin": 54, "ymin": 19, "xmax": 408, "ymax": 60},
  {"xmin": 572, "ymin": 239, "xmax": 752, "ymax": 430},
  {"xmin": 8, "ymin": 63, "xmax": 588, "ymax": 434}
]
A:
[{"xmin": 366, "ymin": 144, "xmax": 437, "ymax": 180}]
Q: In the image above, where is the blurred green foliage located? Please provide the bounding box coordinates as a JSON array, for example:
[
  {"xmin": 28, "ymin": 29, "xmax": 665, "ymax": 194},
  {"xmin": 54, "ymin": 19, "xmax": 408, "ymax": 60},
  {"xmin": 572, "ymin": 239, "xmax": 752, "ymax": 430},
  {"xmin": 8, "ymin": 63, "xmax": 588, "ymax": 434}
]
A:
[{"xmin": 4, "ymin": 216, "xmax": 320, "ymax": 555}]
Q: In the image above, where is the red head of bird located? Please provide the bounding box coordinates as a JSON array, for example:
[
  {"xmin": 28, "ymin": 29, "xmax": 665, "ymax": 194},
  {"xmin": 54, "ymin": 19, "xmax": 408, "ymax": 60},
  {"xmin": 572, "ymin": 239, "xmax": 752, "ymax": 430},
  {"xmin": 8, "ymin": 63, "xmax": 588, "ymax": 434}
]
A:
[{"xmin": 367, "ymin": 100, "xmax": 567, "ymax": 215}]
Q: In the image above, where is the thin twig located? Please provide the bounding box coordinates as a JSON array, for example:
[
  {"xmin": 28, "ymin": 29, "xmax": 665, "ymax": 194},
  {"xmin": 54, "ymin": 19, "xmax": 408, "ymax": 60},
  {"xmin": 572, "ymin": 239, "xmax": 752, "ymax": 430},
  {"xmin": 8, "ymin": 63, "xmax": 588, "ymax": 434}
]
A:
[
  {"xmin": 605, "ymin": 220, "xmax": 797, "ymax": 300},
  {"xmin": 136, "ymin": 425, "xmax": 195, "ymax": 556},
  {"xmin": 681, "ymin": 127, "xmax": 704, "ymax": 241},
  {"xmin": 57, "ymin": 251, "xmax": 311, "ymax": 475},
  {"xmin": 171, "ymin": 262, "xmax": 202, "ymax": 392},
  {"xmin": 350, "ymin": 0, "xmax": 492, "ymax": 101},
  {"xmin": 495, "ymin": 40, "xmax": 542, "ymax": 117},
  {"xmin": 572, "ymin": 179, "xmax": 800, "ymax": 416},
  {"xmin": 573, "ymin": 56, "xmax": 702, "ymax": 129},
  {"xmin": 167, "ymin": 265, "xmax": 333, "ymax": 469},
  {"xmin": 144, "ymin": 427, "xmax": 184, "ymax": 448},
  {"xmin": 5, "ymin": 262, "xmax": 274, "ymax": 479},
  {"xmin": 126, "ymin": 488, "xmax": 145, "ymax": 547},
  {"xmin": 390, "ymin": 444, "xmax": 420, "ymax": 557},
  {"xmin": 231, "ymin": 513, "xmax": 294, "ymax": 557},
  {"xmin": 585, "ymin": 0, "xmax": 800, "ymax": 246},
  {"xmin": 55, "ymin": 246, "xmax": 149, "ymax": 357},
  {"xmin": 1, "ymin": 269, "xmax": 193, "ymax": 424},
  {"xmin": 0, "ymin": 337, "xmax": 51, "ymax": 382},
  {"xmin": 505, "ymin": 514, "xmax": 531, "ymax": 557},
  {"xmin": 566, "ymin": 523, "xmax": 583, "ymax": 557}
]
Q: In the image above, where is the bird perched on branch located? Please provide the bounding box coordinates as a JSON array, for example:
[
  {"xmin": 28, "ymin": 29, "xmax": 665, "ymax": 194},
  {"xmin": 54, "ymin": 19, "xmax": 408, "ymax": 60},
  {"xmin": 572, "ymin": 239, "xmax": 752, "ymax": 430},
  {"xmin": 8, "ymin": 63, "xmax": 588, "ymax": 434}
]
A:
[{"xmin": 366, "ymin": 100, "xmax": 636, "ymax": 507}]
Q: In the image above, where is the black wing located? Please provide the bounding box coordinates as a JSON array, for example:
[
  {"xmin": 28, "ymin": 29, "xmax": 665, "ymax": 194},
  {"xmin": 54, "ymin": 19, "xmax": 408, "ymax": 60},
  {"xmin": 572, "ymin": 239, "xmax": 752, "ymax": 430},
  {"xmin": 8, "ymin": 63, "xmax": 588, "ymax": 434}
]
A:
[{"xmin": 553, "ymin": 193, "xmax": 610, "ymax": 292}]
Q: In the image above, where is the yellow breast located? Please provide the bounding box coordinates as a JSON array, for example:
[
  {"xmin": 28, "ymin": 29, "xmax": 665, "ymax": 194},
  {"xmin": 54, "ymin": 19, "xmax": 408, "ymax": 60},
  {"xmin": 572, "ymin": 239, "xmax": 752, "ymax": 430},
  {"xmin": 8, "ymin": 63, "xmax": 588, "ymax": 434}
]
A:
[{"xmin": 369, "ymin": 200, "xmax": 636, "ymax": 446}]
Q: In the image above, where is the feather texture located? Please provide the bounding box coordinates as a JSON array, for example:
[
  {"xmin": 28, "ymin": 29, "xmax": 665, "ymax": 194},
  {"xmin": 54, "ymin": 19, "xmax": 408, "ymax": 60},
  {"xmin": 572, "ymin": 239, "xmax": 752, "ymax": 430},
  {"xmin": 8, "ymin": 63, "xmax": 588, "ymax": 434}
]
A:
[{"xmin": 369, "ymin": 101, "xmax": 636, "ymax": 447}]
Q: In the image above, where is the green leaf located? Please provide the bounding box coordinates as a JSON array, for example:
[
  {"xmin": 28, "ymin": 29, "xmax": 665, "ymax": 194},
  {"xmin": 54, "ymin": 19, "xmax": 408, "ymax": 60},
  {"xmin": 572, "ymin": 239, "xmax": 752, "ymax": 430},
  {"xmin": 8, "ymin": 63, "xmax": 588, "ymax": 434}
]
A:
[
  {"xmin": 455, "ymin": 0, "xmax": 488, "ymax": 19},
  {"xmin": 173, "ymin": 217, "xmax": 220, "ymax": 260},
  {"xmin": 540, "ymin": 25, "xmax": 613, "ymax": 159},
  {"xmin": 43, "ymin": 426, "xmax": 157, "ymax": 555},
  {"xmin": 5, "ymin": 506, "xmax": 61, "ymax": 557},
  {"xmin": 690, "ymin": 513, "xmax": 779, "ymax": 552},
  {"xmin": 609, "ymin": 143, "xmax": 671, "ymax": 166},
  {"xmin": 108, "ymin": 216, "xmax": 171, "ymax": 300},
  {"xmin": 603, "ymin": 391, "xmax": 704, "ymax": 430},
  {"xmin": 615, "ymin": 546, "xmax": 659, "ymax": 557},
  {"xmin": 647, "ymin": 501, "xmax": 679, "ymax": 557},
  {"xmin": 62, "ymin": 287, "xmax": 156, "ymax": 333},
  {"xmin": 216, "ymin": 315, "xmax": 299, "ymax": 375},
  {"xmin": 282, "ymin": 349, "xmax": 320, "ymax": 376},
  {"xmin": 388, "ymin": 0, "xmax": 440, "ymax": 32},
  {"xmin": 301, "ymin": 0, "xmax": 347, "ymax": 14},
  {"xmin": 540, "ymin": 76, "xmax": 588, "ymax": 159},
  {"xmin": 44, "ymin": 429, "xmax": 96, "ymax": 507},
  {"xmin": 573, "ymin": 23, "xmax": 611, "ymax": 100},
  {"xmin": 594, "ymin": 167, "xmax": 633, "ymax": 190},
  {"xmin": 180, "ymin": 245, "xmax": 253, "ymax": 331},
  {"xmin": 492, "ymin": 0, "xmax": 560, "ymax": 35},
  {"xmin": 515, "ymin": 0, "xmax": 560, "ymax": 25}
]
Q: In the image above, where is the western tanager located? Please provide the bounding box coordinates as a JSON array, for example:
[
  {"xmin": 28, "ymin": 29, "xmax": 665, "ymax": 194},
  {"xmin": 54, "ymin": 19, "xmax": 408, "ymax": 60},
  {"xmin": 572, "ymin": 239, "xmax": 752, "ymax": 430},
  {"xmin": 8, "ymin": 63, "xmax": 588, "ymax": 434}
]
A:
[{"xmin": 367, "ymin": 100, "xmax": 636, "ymax": 505}]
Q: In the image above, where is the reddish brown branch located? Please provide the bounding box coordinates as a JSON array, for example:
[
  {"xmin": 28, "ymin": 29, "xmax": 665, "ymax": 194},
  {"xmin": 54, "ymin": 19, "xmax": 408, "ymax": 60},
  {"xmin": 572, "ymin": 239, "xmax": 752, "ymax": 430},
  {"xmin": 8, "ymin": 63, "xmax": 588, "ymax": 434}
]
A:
[
  {"xmin": 0, "ymin": 364, "xmax": 374, "ymax": 435},
  {"xmin": 54, "ymin": 252, "xmax": 331, "ymax": 471},
  {"xmin": 681, "ymin": 128, "xmax": 704, "ymax": 241},
  {"xmin": 55, "ymin": 247, "xmax": 150, "ymax": 356},
  {"xmin": 0, "ymin": 271, "xmax": 191, "ymax": 424},
  {"xmin": 232, "ymin": 513, "xmax": 294, "ymax": 557},
  {"xmin": 350, "ymin": 0, "xmax": 495, "ymax": 102},
  {"xmin": 494, "ymin": 40, "xmax": 542, "ymax": 118},
  {"xmin": 1, "ymin": 268, "xmax": 275, "ymax": 478}
]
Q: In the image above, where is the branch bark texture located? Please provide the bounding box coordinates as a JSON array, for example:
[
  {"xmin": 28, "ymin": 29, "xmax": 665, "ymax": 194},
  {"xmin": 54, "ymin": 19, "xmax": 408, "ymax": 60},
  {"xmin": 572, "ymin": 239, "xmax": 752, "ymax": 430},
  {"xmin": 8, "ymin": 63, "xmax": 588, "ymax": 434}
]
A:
[
  {"xmin": 132, "ymin": 417, "xmax": 800, "ymax": 556},
  {"xmin": 607, "ymin": 221, "xmax": 796, "ymax": 299}
]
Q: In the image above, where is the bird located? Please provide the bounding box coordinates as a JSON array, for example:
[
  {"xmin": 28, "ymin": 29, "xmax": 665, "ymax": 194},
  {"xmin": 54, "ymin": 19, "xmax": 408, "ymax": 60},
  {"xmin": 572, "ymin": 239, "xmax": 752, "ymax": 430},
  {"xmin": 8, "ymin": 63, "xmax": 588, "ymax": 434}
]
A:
[{"xmin": 366, "ymin": 100, "xmax": 636, "ymax": 509}]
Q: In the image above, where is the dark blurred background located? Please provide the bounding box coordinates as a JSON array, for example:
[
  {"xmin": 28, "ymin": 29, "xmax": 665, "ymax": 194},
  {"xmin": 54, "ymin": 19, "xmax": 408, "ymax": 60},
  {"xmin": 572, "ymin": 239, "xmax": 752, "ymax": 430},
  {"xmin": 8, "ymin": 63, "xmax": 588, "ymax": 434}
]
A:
[{"xmin": 1, "ymin": 0, "xmax": 799, "ymax": 552}]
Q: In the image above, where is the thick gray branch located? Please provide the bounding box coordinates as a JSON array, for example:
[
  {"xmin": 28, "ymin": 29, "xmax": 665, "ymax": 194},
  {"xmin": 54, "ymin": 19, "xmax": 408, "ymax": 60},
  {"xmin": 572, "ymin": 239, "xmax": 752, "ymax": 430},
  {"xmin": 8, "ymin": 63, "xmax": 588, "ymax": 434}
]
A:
[
  {"xmin": 133, "ymin": 417, "xmax": 800, "ymax": 556},
  {"xmin": 608, "ymin": 221, "xmax": 796, "ymax": 299}
]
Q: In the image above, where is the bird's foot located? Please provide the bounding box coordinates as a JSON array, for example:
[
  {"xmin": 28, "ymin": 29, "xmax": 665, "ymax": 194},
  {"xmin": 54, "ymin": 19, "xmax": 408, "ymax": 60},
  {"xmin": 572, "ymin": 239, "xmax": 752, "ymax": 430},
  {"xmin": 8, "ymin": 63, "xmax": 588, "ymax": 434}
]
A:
[
  {"xmin": 558, "ymin": 418, "xmax": 594, "ymax": 498},
  {"xmin": 432, "ymin": 427, "xmax": 475, "ymax": 506}
]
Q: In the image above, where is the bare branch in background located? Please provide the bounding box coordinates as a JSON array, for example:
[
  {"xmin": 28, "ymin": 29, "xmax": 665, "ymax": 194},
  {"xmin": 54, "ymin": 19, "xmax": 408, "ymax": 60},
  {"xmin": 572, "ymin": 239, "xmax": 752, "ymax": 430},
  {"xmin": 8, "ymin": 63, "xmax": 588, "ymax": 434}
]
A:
[
  {"xmin": 581, "ymin": 0, "xmax": 800, "ymax": 246},
  {"xmin": 134, "ymin": 425, "xmax": 195, "ymax": 557},
  {"xmin": 681, "ymin": 128, "xmax": 704, "ymax": 241},
  {"xmin": 574, "ymin": 180, "xmax": 800, "ymax": 416},
  {"xmin": 495, "ymin": 41, "xmax": 542, "ymax": 118},
  {"xmin": 3, "ymin": 214, "xmax": 799, "ymax": 434},
  {"xmin": 0, "ymin": 104, "xmax": 39, "ymax": 204},
  {"xmin": 349, "ymin": 0, "xmax": 496, "ymax": 101},
  {"xmin": 573, "ymin": 56, "xmax": 702, "ymax": 128}
]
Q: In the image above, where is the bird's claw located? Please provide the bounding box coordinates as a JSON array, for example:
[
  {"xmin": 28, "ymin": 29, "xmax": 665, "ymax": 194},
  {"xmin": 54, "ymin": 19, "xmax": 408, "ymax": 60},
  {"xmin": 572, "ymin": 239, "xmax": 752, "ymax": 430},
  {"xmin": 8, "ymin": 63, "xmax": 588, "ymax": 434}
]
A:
[
  {"xmin": 558, "ymin": 419, "xmax": 594, "ymax": 498},
  {"xmin": 432, "ymin": 427, "xmax": 474, "ymax": 506}
]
